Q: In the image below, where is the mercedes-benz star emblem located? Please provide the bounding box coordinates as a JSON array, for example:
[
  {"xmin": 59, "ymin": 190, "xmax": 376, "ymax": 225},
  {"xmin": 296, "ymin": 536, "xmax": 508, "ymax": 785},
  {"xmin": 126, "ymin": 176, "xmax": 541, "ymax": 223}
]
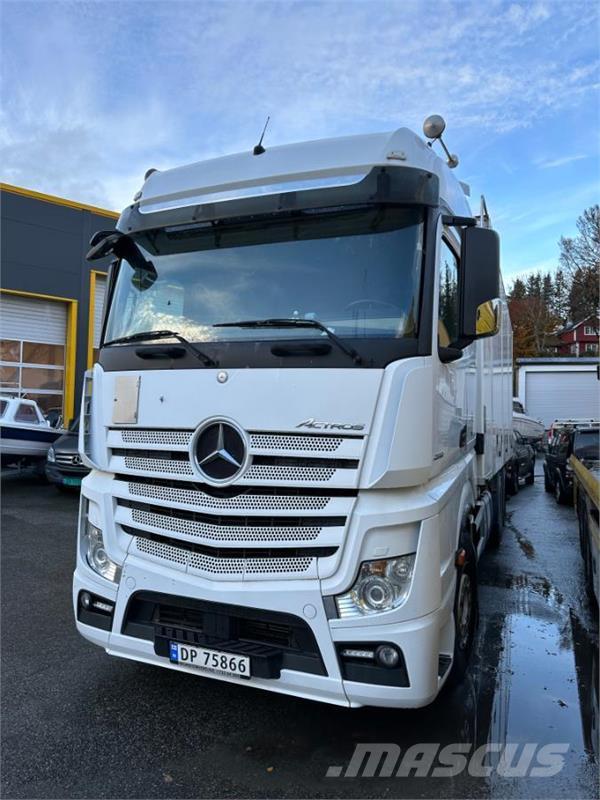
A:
[{"xmin": 194, "ymin": 421, "xmax": 246, "ymax": 483}]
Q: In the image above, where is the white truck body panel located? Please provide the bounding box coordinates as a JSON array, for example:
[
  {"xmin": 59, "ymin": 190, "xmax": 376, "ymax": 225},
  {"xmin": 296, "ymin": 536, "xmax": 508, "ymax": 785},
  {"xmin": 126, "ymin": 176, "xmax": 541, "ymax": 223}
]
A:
[
  {"xmin": 138, "ymin": 128, "xmax": 471, "ymax": 218},
  {"xmin": 75, "ymin": 126, "xmax": 512, "ymax": 708}
]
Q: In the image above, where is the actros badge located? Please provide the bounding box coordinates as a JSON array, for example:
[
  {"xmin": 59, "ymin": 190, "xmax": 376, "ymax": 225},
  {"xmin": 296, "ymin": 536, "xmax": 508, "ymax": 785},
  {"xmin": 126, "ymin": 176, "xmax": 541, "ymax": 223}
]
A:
[{"xmin": 296, "ymin": 418, "xmax": 365, "ymax": 431}]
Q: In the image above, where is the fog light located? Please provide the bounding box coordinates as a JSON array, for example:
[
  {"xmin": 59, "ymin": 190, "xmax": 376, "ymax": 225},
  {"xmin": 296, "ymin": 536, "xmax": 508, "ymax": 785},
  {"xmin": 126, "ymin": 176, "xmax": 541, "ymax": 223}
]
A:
[
  {"xmin": 80, "ymin": 591, "xmax": 91, "ymax": 609},
  {"xmin": 375, "ymin": 644, "xmax": 400, "ymax": 669}
]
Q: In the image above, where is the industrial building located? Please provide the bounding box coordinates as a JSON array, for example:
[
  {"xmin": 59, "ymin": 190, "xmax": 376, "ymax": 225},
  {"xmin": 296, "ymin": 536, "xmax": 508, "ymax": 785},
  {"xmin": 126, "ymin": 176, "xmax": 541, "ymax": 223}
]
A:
[{"xmin": 0, "ymin": 183, "xmax": 117, "ymax": 425}]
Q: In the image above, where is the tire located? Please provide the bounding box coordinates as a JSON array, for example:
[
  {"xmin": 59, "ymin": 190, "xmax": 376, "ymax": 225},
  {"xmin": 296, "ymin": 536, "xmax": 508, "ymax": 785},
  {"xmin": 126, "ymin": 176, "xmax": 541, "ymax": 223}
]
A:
[
  {"xmin": 489, "ymin": 471, "xmax": 505, "ymax": 548},
  {"xmin": 510, "ymin": 466, "xmax": 519, "ymax": 495},
  {"xmin": 554, "ymin": 474, "xmax": 570, "ymax": 505},
  {"xmin": 544, "ymin": 465, "xmax": 552, "ymax": 493},
  {"xmin": 525, "ymin": 462, "xmax": 535, "ymax": 486},
  {"xmin": 577, "ymin": 496, "xmax": 587, "ymax": 556},
  {"xmin": 32, "ymin": 460, "xmax": 48, "ymax": 482},
  {"xmin": 446, "ymin": 540, "xmax": 478, "ymax": 689},
  {"xmin": 584, "ymin": 538, "xmax": 598, "ymax": 610}
]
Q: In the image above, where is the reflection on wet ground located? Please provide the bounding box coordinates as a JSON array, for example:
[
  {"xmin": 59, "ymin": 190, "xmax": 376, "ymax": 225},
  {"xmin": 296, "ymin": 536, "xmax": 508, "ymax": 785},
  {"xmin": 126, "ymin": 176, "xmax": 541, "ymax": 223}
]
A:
[
  {"xmin": 289, "ymin": 472, "xmax": 600, "ymax": 798},
  {"xmin": 1, "ymin": 472, "xmax": 598, "ymax": 799}
]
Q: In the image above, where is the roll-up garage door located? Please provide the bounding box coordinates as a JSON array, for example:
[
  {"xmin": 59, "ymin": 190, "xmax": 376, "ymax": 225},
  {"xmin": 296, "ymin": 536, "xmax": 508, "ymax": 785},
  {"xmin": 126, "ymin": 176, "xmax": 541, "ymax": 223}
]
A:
[
  {"xmin": 0, "ymin": 293, "xmax": 67, "ymax": 417},
  {"xmin": 525, "ymin": 370, "xmax": 600, "ymax": 428}
]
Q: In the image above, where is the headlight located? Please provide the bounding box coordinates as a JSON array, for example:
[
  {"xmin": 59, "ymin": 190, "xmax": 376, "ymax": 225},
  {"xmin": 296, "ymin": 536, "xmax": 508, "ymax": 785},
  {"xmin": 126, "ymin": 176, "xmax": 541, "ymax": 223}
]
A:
[
  {"xmin": 47, "ymin": 446, "xmax": 56, "ymax": 463},
  {"xmin": 84, "ymin": 521, "xmax": 121, "ymax": 582},
  {"xmin": 335, "ymin": 554, "xmax": 416, "ymax": 618}
]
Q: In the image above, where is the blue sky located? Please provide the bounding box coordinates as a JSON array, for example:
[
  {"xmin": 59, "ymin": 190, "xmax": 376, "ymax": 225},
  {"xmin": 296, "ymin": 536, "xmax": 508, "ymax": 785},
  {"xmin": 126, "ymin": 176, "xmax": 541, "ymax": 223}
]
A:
[{"xmin": 1, "ymin": 0, "xmax": 598, "ymax": 283}]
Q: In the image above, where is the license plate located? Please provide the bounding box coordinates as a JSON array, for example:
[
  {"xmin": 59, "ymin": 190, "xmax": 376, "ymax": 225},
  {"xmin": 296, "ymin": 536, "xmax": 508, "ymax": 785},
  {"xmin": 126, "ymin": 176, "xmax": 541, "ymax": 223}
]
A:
[
  {"xmin": 169, "ymin": 642, "xmax": 251, "ymax": 678},
  {"xmin": 63, "ymin": 476, "xmax": 82, "ymax": 486}
]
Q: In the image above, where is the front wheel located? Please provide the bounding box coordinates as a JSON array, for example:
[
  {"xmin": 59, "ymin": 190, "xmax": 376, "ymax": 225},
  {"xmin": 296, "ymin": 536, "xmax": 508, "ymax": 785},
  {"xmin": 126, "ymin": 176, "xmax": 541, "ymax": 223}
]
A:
[{"xmin": 445, "ymin": 544, "xmax": 478, "ymax": 689}]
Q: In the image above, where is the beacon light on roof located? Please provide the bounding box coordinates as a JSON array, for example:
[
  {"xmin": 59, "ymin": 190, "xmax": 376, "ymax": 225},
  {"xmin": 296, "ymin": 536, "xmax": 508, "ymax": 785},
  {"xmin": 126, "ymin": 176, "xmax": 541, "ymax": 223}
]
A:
[{"xmin": 423, "ymin": 114, "xmax": 459, "ymax": 169}]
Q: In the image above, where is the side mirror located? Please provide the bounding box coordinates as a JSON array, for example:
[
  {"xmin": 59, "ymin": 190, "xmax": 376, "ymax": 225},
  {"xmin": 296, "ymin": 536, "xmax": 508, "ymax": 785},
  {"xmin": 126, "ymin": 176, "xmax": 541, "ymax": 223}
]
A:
[
  {"xmin": 86, "ymin": 232, "xmax": 123, "ymax": 261},
  {"xmin": 87, "ymin": 231, "xmax": 157, "ymax": 290},
  {"xmin": 458, "ymin": 226, "xmax": 500, "ymax": 342}
]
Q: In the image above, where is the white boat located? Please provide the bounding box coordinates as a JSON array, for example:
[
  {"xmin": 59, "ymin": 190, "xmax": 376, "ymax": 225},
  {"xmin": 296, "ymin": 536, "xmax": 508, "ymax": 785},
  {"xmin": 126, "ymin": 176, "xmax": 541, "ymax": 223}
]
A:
[
  {"xmin": 0, "ymin": 396, "xmax": 65, "ymax": 466},
  {"xmin": 512, "ymin": 398, "xmax": 545, "ymax": 444}
]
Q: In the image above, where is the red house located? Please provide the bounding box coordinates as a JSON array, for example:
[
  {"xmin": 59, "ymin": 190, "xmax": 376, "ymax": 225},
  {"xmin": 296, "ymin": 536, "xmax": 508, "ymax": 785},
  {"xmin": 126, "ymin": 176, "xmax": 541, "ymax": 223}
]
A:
[{"xmin": 554, "ymin": 315, "xmax": 599, "ymax": 356}]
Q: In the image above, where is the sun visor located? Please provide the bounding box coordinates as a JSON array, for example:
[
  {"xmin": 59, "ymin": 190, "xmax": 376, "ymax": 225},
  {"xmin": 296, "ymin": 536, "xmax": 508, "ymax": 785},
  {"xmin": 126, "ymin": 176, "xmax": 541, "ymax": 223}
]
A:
[{"xmin": 118, "ymin": 166, "xmax": 439, "ymax": 235}]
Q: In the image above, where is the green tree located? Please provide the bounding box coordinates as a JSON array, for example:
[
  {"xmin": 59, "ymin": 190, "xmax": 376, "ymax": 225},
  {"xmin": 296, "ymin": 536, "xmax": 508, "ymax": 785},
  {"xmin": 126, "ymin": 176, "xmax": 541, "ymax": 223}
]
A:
[{"xmin": 559, "ymin": 205, "xmax": 600, "ymax": 321}]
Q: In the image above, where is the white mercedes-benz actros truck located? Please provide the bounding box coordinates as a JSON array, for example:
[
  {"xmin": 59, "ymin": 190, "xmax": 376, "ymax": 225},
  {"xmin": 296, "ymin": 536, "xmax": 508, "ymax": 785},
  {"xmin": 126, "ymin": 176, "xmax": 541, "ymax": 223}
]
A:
[{"xmin": 74, "ymin": 117, "xmax": 512, "ymax": 708}]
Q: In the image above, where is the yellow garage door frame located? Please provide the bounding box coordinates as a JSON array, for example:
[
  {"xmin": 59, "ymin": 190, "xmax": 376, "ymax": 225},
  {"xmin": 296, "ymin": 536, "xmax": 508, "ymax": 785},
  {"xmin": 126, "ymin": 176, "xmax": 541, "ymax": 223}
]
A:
[
  {"xmin": 0, "ymin": 288, "xmax": 78, "ymax": 426},
  {"xmin": 87, "ymin": 269, "xmax": 108, "ymax": 369}
]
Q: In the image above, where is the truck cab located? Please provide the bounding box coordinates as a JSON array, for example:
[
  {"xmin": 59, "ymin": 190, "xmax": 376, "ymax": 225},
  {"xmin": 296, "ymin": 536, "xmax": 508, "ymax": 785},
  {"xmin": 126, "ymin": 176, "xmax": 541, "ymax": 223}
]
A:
[{"xmin": 74, "ymin": 123, "xmax": 512, "ymax": 708}]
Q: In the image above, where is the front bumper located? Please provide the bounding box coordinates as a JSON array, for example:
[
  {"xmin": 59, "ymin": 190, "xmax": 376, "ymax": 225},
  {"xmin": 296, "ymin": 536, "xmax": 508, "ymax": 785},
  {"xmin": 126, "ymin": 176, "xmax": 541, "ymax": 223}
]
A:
[
  {"xmin": 73, "ymin": 469, "xmax": 462, "ymax": 709},
  {"xmin": 46, "ymin": 463, "xmax": 89, "ymax": 487},
  {"xmin": 74, "ymin": 563, "xmax": 450, "ymax": 708}
]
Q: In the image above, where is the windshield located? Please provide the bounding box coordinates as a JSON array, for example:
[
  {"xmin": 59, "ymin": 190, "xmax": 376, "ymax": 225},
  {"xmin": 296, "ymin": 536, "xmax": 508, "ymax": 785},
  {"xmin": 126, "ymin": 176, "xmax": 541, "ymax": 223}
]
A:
[
  {"xmin": 573, "ymin": 429, "xmax": 599, "ymax": 461},
  {"xmin": 104, "ymin": 206, "xmax": 424, "ymax": 346}
]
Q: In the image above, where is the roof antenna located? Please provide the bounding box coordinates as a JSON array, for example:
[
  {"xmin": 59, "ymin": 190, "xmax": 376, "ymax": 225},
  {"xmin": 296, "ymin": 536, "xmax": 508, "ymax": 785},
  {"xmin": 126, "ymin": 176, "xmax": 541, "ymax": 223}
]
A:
[
  {"xmin": 253, "ymin": 116, "xmax": 270, "ymax": 156},
  {"xmin": 422, "ymin": 114, "xmax": 459, "ymax": 168}
]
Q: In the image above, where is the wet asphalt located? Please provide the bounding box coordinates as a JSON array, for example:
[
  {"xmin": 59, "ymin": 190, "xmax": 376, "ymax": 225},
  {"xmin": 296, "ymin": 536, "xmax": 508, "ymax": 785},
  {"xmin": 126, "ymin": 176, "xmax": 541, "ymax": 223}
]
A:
[{"xmin": 1, "ymin": 467, "xmax": 598, "ymax": 799}]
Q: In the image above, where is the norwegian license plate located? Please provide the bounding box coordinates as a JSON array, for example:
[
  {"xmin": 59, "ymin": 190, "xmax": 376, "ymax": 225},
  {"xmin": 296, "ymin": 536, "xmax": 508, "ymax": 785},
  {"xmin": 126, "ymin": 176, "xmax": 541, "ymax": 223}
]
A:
[
  {"xmin": 169, "ymin": 642, "xmax": 251, "ymax": 678},
  {"xmin": 63, "ymin": 476, "xmax": 82, "ymax": 486}
]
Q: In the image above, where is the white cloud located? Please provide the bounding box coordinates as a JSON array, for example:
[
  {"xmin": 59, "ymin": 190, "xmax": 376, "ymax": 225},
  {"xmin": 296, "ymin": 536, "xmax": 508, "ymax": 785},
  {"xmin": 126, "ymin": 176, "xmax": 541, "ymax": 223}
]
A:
[
  {"xmin": 537, "ymin": 154, "xmax": 588, "ymax": 169},
  {"xmin": 0, "ymin": 0, "xmax": 598, "ymax": 213}
]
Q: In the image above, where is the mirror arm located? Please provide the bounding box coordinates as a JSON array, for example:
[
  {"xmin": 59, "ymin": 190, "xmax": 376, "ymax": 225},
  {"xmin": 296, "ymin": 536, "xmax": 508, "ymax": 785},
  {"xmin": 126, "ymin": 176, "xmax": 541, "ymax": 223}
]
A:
[
  {"xmin": 441, "ymin": 215, "xmax": 476, "ymax": 228},
  {"xmin": 438, "ymin": 346, "xmax": 463, "ymax": 363}
]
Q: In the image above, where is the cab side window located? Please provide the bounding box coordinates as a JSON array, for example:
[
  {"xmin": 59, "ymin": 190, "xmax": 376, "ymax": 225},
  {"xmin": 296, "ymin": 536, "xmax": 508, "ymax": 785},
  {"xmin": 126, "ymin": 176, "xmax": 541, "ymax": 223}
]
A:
[{"xmin": 438, "ymin": 238, "xmax": 460, "ymax": 347}]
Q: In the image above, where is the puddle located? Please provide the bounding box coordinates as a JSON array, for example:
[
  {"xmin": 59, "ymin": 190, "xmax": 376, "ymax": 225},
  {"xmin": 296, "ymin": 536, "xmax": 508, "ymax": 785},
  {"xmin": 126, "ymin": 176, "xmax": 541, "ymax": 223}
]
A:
[{"xmin": 484, "ymin": 611, "xmax": 598, "ymax": 795}]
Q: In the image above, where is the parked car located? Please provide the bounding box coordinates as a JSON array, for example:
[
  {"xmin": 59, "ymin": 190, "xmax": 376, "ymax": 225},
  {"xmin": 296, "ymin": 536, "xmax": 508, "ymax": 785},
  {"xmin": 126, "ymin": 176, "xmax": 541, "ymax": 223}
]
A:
[
  {"xmin": 512, "ymin": 399, "xmax": 545, "ymax": 447},
  {"xmin": 46, "ymin": 418, "xmax": 89, "ymax": 489},
  {"xmin": 506, "ymin": 430, "xmax": 535, "ymax": 494},
  {"xmin": 544, "ymin": 423, "xmax": 600, "ymax": 505}
]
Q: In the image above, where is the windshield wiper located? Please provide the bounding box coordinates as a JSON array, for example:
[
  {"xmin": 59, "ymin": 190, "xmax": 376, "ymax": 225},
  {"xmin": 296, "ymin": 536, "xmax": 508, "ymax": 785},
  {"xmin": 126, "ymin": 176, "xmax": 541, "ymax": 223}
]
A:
[
  {"xmin": 213, "ymin": 318, "xmax": 362, "ymax": 364},
  {"xmin": 103, "ymin": 330, "xmax": 217, "ymax": 366}
]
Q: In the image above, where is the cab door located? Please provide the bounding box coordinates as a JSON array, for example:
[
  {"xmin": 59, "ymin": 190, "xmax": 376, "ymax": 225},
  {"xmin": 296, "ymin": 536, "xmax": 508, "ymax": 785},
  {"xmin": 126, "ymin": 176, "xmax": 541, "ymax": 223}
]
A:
[{"xmin": 433, "ymin": 229, "xmax": 475, "ymax": 474}]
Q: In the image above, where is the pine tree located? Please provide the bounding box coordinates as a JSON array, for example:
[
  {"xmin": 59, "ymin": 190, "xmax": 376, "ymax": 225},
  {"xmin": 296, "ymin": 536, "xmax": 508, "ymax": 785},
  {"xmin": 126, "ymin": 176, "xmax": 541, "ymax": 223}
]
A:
[{"xmin": 552, "ymin": 269, "xmax": 570, "ymax": 323}]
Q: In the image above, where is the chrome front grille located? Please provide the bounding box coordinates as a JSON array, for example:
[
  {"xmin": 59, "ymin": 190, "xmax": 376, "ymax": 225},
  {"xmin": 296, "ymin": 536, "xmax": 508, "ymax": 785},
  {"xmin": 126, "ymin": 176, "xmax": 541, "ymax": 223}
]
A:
[
  {"xmin": 245, "ymin": 464, "xmax": 336, "ymax": 482},
  {"xmin": 108, "ymin": 426, "xmax": 364, "ymax": 579},
  {"xmin": 123, "ymin": 455, "xmax": 194, "ymax": 476},
  {"xmin": 126, "ymin": 479, "xmax": 334, "ymax": 512},
  {"xmin": 128, "ymin": 529, "xmax": 330, "ymax": 579},
  {"xmin": 121, "ymin": 429, "xmax": 192, "ymax": 448},
  {"xmin": 55, "ymin": 453, "xmax": 82, "ymax": 465},
  {"xmin": 249, "ymin": 432, "xmax": 344, "ymax": 452}
]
